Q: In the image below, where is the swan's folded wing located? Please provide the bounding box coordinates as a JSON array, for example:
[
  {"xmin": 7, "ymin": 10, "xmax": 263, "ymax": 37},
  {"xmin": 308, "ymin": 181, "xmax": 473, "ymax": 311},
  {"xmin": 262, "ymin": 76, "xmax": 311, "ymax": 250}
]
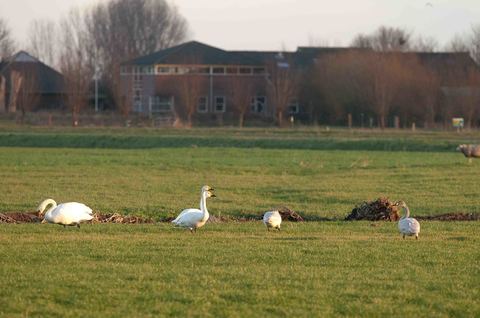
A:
[{"xmin": 173, "ymin": 209, "xmax": 203, "ymax": 226}]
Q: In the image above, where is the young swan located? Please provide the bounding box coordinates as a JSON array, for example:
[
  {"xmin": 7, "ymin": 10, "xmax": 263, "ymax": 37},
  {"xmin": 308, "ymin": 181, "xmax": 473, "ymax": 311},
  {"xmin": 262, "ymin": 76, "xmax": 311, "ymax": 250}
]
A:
[
  {"xmin": 38, "ymin": 199, "xmax": 94, "ymax": 228},
  {"xmin": 171, "ymin": 185, "xmax": 216, "ymax": 233},
  {"xmin": 263, "ymin": 210, "xmax": 282, "ymax": 231},
  {"xmin": 395, "ymin": 201, "xmax": 420, "ymax": 240},
  {"xmin": 457, "ymin": 144, "xmax": 480, "ymax": 164}
]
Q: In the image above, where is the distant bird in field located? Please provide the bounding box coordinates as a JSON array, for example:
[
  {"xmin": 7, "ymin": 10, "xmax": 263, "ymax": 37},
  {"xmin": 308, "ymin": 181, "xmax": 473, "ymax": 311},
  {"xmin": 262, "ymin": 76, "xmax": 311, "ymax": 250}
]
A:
[
  {"xmin": 171, "ymin": 185, "xmax": 215, "ymax": 233},
  {"xmin": 457, "ymin": 144, "xmax": 480, "ymax": 163},
  {"xmin": 426, "ymin": 2, "xmax": 433, "ymax": 7},
  {"xmin": 263, "ymin": 210, "xmax": 282, "ymax": 231},
  {"xmin": 395, "ymin": 201, "xmax": 420, "ymax": 240},
  {"xmin": 38, "ymin": 199, "xmax": 93, "ymax": 228}
]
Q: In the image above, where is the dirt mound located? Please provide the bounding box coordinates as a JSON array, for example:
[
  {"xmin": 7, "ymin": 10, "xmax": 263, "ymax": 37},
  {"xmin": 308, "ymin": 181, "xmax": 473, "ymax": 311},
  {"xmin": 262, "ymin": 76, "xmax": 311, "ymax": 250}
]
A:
[
  {"xmin": 346, "ymin": 198, "xmax": 400, "ymax": 221},
  {"xmin": 418, "ymin": 213, "xmax": 480, "ymax": 221},
  {"xmin": 0, "ymin": 212, "xmax": 41, "ymax": 223},
  {"xmin": 277, "ymin": 206, "xmax": 304, "ymax": 222},
  {"xmin": 91, "ymin": 213, "xmax": 154, "ymax": 224}
]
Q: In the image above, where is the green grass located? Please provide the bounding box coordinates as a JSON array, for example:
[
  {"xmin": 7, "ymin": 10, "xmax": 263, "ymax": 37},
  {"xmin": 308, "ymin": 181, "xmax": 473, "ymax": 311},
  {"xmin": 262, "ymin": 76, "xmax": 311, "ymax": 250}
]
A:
[
  {"xmin": 0, "ymin": 146, "xmax": 479, "ymax": 218},
  {"xmin": 0, "ymin": 222, "xmax": 479, "ymax": 317},
  {"xmin": 1, "ymin": 126, "xmax": 479, "ymax": 317}
]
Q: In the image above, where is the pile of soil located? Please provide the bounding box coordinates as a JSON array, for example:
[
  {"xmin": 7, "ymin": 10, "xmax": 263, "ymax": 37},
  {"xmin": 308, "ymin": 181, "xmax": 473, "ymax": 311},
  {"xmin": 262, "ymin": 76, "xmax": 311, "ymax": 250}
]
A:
[
  {"xmin": 418, "ymin": 213, "xmax": 480, "ymax": 221},
  {"xmin": 277, "ymin": 206, "xmax": 304, "ymax": 222},
  {"xmin": 91, "ymin": 213, "xmax": 154, "ymax": 224},
  {"xmin": 0, "ymin": 212, "xmax": 41, "ymax": 223},
  {"xmin": 346, "ymin": 198, "xmax": 400, "ymax": 221}
]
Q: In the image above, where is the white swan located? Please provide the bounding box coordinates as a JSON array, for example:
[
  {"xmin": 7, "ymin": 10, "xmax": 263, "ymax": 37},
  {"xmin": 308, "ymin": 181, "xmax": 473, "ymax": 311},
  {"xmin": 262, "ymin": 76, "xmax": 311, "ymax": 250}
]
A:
[
  {"xmin": 396, "ymin": 201, "xmax": 420, "ymax": 239},
  {"xmin": 263, "ymin": 210, "xmax": 282, "ymax": 231},
  {"xmin": 171, "ymin": 185, "xmax": 215, "ymax": 233},
  {"xmin": 37, "ymin": 199, "xmax": 94, "ymax": 228}
]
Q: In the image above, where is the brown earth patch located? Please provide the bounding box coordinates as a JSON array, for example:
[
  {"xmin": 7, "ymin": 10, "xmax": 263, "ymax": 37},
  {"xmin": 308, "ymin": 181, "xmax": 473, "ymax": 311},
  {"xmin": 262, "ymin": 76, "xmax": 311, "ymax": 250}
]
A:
[
  {"xmin": 91, "ymin": 213, "xmax": 154, "ymax": 224},
  {"xmin": 345, "ymin": 198, "xmax": 400, "ymax": 221}
]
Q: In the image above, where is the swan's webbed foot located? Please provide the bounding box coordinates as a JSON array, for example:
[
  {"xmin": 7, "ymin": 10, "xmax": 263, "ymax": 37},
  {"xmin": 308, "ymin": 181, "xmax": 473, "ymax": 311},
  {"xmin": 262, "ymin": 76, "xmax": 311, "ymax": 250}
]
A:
[
  {"xmin": 277, "ymin": 227, "xmax": 281, "ymax": 231},
  {"xmin": 415, "ymin": 235, "xmax": 418, "ymax": 240},
  {"xmin": 402, "ymin": 234, "xmax": 405, "ymax": 239}
]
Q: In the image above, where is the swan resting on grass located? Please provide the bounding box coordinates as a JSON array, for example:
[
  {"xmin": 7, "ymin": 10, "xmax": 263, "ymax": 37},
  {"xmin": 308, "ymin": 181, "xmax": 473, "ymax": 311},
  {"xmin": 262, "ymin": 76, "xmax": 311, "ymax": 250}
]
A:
[
  {"xmin": 37, "ymin": 199, "xmax": 93, "ymax": 228},
  {"xmin": 172, "ymin": 185, "xmax": 215, "ymax": 233},
  {"xmin": 395, "ymin": 201, "xmax": 420, "ymax": 239},
  {"xmin": 263, "ymin": 210, "xmax": 282, "ymax": 231}
]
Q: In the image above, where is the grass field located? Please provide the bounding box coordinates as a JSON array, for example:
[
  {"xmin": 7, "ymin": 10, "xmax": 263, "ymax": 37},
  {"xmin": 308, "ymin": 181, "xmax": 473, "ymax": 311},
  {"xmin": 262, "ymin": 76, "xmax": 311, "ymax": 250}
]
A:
[
  {"xmin": 1, "ymin": 223, "xmax": 479, "ymax": 317},
  {"xmin": 1, "ymin": 127, "xmax": 479, "ymax": 317}
]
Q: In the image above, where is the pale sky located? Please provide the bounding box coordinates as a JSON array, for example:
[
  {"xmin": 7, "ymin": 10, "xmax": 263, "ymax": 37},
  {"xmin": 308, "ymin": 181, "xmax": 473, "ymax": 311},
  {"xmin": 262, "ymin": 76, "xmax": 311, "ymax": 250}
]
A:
[{"xmin": 1, "ymin": 0, "xmax": 479, "ymax": 51}]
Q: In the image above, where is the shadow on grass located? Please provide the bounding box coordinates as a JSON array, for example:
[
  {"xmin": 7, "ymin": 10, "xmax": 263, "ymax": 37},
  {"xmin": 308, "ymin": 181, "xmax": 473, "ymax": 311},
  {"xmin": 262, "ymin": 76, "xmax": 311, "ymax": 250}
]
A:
[{"xmin": 0, "ymin": 132, "xmax": 460, "ymax": 152}]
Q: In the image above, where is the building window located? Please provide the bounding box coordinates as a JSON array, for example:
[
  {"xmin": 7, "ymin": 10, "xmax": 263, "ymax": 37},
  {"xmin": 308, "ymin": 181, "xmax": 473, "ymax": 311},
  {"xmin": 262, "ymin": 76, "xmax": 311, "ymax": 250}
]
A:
[
  {"xmin": 253, "ymin": 67, "xmax": 266, "ymax": 75},
  {"xmin": 214, "ymin": 96, "xmax": 226, "ymax": 112},
  {"xmin": 157, "ymin": 66, "xmax": 170, "ymax": 74},
  {"xmin": 239, "ymin": 67, "xmax": 252, "ymax": 75},
  {"xmin": 212, "ymin": 67, "xmax": 225, "ymax": 75},
  {"xmin": 288, "ymin": 99, "xmax": 299, "ymax": 114},
  {"xmin": 133, "ymin": 90, "xmax": 143, "ymax": 112},
  {"xmin": 150, "ymin": 96, "xmax": 173, "ymax": 113},
  {"xmin": 197, "ymin": 96, "xmax": 208, "ymax": 113},
  {"xmin": 251, "ymin": 96, "xmax": 266, "ymax": 113}
]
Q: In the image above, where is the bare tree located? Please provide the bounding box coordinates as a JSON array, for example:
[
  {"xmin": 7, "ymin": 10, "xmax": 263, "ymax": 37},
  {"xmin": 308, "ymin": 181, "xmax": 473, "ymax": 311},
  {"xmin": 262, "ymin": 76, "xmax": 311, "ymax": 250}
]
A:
[
  {"xmin": 412, "ymin": 36, "xmax": 439, "ymax": 52},
  {"xmin": 0, "ymin": 18, "xmax": 15, "ymax": 59},
  {"xmin": 58, "ymin": 9, "xmax": 94, "ymax": 126},
  {"xmin": 470, "ymin": 24, "xmax": 480, "ymax": 64},
  {"xmin": 176, "ymin": 74, "xmax": 204, "ymax": 127},
  {"xmin": 351, "ymin": 26, "xmax": 412, "ymax": 52},
  {"xmin": 267, "ymin": 53, "xmax": 298, "ymax": 126},
  {"xmin": 17, "ymin": 65, "xmax": 40, "ymax": 123},
  {"xmin": 0, "ymin": 76, "xmax": 5, "ymax": 112},
  {"xmin": 27, "ymin": 19, "xmax": 58, "ymax": 68},
  {"xmin": 229, "ymin": 76, "xmax": 254, "ymax": 127},
  {"xmin": 8, "ymin": 71, "xmax": 23, "ymax": 113},
  {"xmin": 87, "ymin": 0, "xmax": 189, "ymax": 115},
  {"xmin": 445, "ymin": 34, "xmax": 469, "ymax": 52}
]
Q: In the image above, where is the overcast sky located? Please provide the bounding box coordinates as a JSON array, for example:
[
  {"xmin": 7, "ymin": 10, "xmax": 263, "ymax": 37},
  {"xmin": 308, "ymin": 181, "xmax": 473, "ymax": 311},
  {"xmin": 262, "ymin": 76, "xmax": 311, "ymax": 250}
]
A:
[{"xmin": 1, "ymin": 0, "xmax": 479, "ymax": 51}]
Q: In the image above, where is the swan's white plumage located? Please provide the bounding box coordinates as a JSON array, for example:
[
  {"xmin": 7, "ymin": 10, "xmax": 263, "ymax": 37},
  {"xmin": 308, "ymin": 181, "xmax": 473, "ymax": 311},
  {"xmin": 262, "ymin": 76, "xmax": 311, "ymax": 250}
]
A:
[
  {"xmin": 38, "ymin": 199, "xmax": 93, "ymax": 227},
  {"xmin": 396, "ymin": 201, "xmax": 420, "ymax": 239},
  {"xmin": 171, "ymin": 185, "xmax": 215, "ymax": 232},
  {"xmin": 263, "ymin": 210, "xmax": 282, "ymax": 230}
]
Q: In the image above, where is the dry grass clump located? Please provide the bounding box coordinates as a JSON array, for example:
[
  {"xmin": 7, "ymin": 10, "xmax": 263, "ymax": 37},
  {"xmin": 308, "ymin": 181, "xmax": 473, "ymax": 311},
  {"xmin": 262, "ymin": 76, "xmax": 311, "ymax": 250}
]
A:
[
  {"xmin": 277, "ymin": 206, "xmax": 304, "ymax": 222},
  {"xmin": 91, "ymin": 213, "xmax": 154, "ymax": 224},
  {"xmin": 346, "ymin": 198, "xmax": 400, "ymax": 221}
]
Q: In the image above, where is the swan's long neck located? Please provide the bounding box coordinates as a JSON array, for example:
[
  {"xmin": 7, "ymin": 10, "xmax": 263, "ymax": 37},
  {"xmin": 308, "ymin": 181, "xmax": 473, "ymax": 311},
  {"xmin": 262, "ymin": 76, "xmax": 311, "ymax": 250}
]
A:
[
  {"xmin": 199, "ymin": 191, "xmax": 209, "ymax": 222},
  {"xmin": 38, "ymin": 199, "xmax": 57, "ymax": 215},
  {"xmin": 402, "ymin": 205, "xmax": 410, "ymax": 219}
]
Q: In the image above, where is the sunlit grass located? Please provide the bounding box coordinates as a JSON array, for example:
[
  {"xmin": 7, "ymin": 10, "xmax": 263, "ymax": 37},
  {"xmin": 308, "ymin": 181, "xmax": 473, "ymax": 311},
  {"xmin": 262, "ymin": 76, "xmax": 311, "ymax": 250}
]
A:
[
  {"xmin": 0, "ymin": 146, "xmax": 478, "ymax": 219},
  {"xmin": 0, "ymin": 222, "xmax": 478, "ymax": 317}
]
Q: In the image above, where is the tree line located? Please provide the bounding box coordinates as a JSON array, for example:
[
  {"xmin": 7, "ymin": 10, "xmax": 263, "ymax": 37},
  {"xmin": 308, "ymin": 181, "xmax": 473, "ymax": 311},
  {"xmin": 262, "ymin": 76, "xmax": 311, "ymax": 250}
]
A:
[{"xmin": 0, "ymin": 4, "xmax": 480, "ymax": 128}]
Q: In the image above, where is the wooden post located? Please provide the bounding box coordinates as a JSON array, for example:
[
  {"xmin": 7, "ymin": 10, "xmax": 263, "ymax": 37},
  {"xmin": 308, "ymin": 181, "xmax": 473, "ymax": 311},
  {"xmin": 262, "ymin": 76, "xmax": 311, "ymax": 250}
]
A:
[
  {"xmin": 347, "ymin": 113, "xmax": 352, "ymax": 129},
  {"xmin": 411, "ymin": 122, "xmax": 416, "ymax": 132}
]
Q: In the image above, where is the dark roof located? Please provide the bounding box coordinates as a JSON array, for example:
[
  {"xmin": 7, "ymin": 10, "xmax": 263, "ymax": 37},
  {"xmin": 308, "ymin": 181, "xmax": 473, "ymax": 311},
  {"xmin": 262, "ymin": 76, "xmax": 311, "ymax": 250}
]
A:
[
  {"xmin": 124, "ymin": 41, "xmax": 263, "ymax": 66},
  {"xmin": 0, "ymin": 51, "xmax": 64, "ymax": 94}
]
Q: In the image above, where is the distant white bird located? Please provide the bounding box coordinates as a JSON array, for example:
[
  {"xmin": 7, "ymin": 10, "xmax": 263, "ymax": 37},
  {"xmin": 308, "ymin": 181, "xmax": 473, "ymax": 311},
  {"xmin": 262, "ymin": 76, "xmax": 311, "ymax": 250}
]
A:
[
  {"xmin": 396, "ymin": 201, "xmax": 420, "ymax": 239},
  {"xmin": 37, "ymin": 199, "xmax": 93, "ymax": 228},
  {"xmin": 171, "ymin": 185, "xmax": 215, "ymax": 233},
  {"xmin": 457, "ymin": 144, "xmax": 480, "ymax": 164},
  {"xmin": 263, "ymin": 210, "xmax": 282, "ymax": 231}
]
